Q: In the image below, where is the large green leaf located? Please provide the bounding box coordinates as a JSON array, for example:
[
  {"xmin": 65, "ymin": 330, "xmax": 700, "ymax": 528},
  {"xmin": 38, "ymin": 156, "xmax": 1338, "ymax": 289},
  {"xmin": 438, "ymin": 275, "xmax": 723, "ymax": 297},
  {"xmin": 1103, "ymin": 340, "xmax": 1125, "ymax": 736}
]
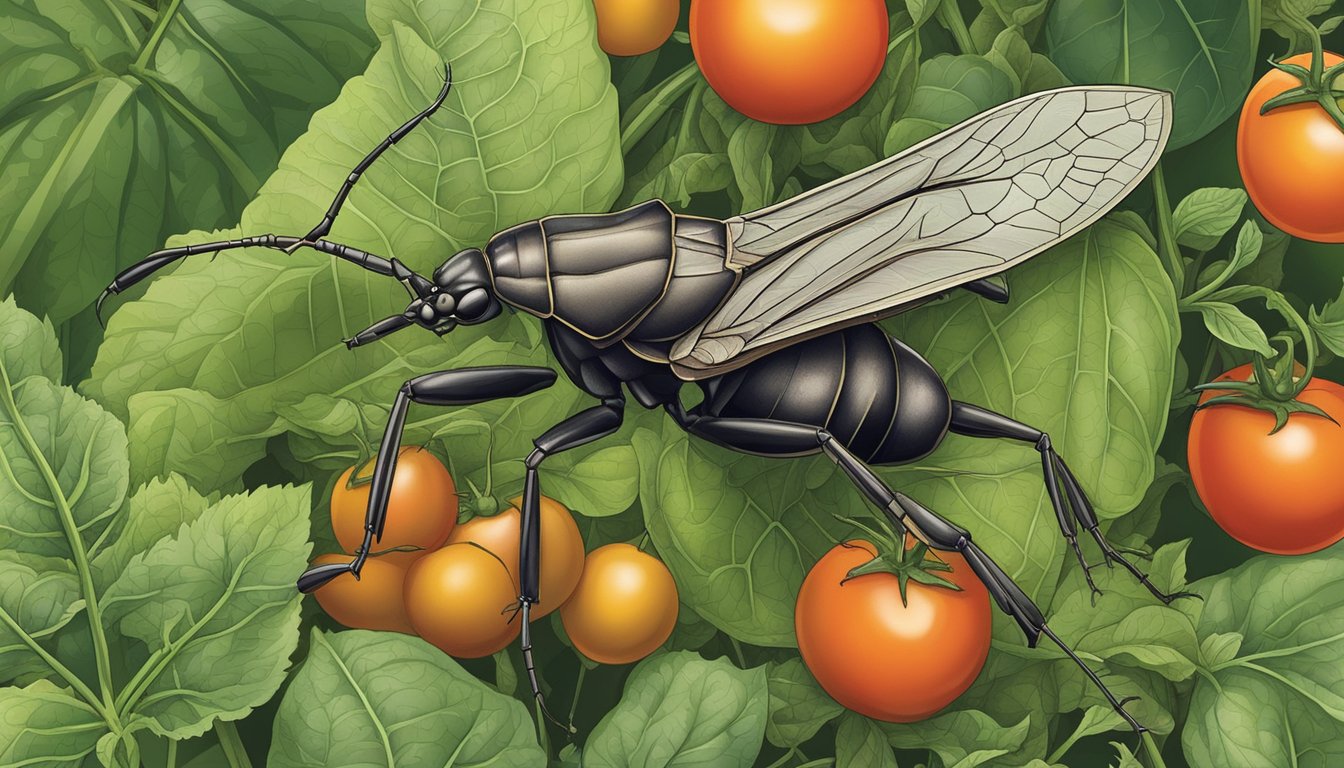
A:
[
  {"xmin": 0, "ymin": 679, "xmax": 104, "ymax": 766},
  {"xmin": 765, "ymin": 658, "xmax": 843, "ymax": 749},
  {"xmin": 0, "ymin": 301, "xmax": 128, "ymax": 558},
  {"xmin": 884, "ymin": 53, "xmax": 1019, "ymax": 155},
  {"xmin": 584, "ymin": 652, "xmax": 769, "ymax": 768},
  {"xmin": 634, "ymin": 423, "xmax": 863, "ymax": 646},
  {"xmin": 0, "ymin": 0, "xmax": 374, "ymax": 323},
  {"xmin": 883, "ymin": 218, "xmax": 1178, "ymax": 610},
  {"xmin": 1044, "ymin": 0, "xmax": 1258, "ymax": 149},
  {"xmin": 85, "ymin": 0, "xmax": 623, "ymax": 493},
  {"xmin": 269, "ymin": 629, "xmax": 545, "ymax": 768},
  {"xmin": 0, "ymin": 552, "xmax": 83, "ymax": 685},
  {"xmin": 89, "ymin": 473, "xmax": 216, "ymax": 591},
  {"xmin": 1181, "ymin": 545, "xmax": 1344, "ymax": 767},
  {"xmin": 100, "ymin": 483, "xmax": 311, "ymax": 739}
]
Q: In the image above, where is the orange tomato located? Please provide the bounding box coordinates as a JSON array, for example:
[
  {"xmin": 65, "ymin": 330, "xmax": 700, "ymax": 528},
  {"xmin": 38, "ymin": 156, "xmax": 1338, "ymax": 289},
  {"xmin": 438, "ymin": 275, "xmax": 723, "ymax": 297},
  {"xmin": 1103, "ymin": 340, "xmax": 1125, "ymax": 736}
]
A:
[
  {"xmin": 795, "ymin": 540, "xmax": 990, "ymax": 722},
  {"xmin": 690, "ymin": 0, "xmax": 889, "ymax": 124},
  {"xmin": 310, "ymin": 554, "xmax": 415, "ymax": 634},
  {"xmin": 594, "ymin": 0, "xmax": 679, "ymax": 56},
  {"xmin": 1237, "ymin": 52, "xmax": 1344, "ymax": 242},
  {"xmin": 403, "ymin": 543, "xmax": 521, "ymax": 658},
  {"xmin": 445, "ymin": 495, "xmax": 585, "ymax": 618},
  {"xmin": 1189, "ymin": 364, "xmax": 1344, "ymax": 554},
  {"xmin": 330, "ymin": 447, "xmax": 457, "ymax": 566},
  {"xmin": 560, "ymin": 544, "xmax": 679, "ymax": 664}
]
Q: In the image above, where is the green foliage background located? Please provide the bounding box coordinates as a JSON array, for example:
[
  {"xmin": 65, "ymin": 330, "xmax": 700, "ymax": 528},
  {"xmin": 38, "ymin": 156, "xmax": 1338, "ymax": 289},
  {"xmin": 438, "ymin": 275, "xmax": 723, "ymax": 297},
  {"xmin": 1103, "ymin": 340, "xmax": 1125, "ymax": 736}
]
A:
[{"xmin": 3, "ymin": 0, "xmax": 1344, "ymax": 765}]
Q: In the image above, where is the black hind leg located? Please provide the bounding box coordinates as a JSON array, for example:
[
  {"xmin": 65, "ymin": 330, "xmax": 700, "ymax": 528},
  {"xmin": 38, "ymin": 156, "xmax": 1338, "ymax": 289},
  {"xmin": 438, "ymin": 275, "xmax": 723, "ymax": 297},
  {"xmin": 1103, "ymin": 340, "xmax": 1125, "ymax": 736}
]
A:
[
  {"xmin": 949, "ymin": 402, "xmax": 1195, "ymax": 605},
  {"xmin": 668, "ymin": 408, "xmax": 1149, "ymax": 734}
]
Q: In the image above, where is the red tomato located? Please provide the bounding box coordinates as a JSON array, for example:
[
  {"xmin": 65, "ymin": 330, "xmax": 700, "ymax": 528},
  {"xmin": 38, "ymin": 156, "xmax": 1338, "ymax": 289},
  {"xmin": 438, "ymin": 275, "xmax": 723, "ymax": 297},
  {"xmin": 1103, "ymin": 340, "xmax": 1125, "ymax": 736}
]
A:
[
  {"xmin": 690, "ymin": 0, "xmax": 889, "ymax": 124},
  {"xmin": 1237, "ymin": 52, "xmax": 1344, "ymax": 242},
  {"xmin": 795, "ymin": 540, "xmax": 991, "ymax": 722},
  {"xmin": 1189, "ymin": 364, "xmax": 1344, "ymax": 554}
]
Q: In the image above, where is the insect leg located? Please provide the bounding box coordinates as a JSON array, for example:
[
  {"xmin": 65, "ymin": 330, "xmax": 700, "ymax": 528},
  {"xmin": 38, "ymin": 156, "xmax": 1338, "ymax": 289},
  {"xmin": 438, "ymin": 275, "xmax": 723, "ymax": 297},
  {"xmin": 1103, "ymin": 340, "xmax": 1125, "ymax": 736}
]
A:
[
  {"xmin": 295, "ymin": 366, "xmax": 556, "ymax": 593},
  {"xmin": 517, "ymin": 397, "xmax": 625, "ymax": 721},
  {"xmin": 888, "ymin": 492, "xmax": 1149, "ymax": 736},
  {"xmin": 682, "ymin": 414, "xmax": 1148, "ymax": 735},
  {"xmin": 948, "ymin": 401, "xmax": 1197, "ymax": 605},
  {"xmin": 288, "ymin": 64, "xmax": 453, "ymax": 251}
]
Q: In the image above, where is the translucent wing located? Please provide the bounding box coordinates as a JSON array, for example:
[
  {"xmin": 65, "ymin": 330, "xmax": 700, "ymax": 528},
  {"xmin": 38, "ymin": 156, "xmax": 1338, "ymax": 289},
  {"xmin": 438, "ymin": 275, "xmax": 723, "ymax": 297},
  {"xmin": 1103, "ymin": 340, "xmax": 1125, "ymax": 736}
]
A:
[{"xmin": 669, "ymin": 86, "xmax": 1172, "ymax": 380}]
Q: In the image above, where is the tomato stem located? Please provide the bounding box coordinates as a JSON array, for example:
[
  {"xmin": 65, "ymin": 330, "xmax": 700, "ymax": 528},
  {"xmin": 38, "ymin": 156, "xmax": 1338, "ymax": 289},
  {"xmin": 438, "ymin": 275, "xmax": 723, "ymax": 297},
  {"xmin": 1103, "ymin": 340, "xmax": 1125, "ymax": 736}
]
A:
[
  {"xmin": 1260, "ymin": 25, "xmax": 1344, "ymax": 134},
  {"xmin": 936, "ymin": 0, "xmax": 976, "ymax": 55},
  {"xmin": 620, "ymin": 60, "xmax": 701, "ymax": 155},
  {"xmin": 1151, "ymin": 162, "xmax": 1184, "ymax": 293}
]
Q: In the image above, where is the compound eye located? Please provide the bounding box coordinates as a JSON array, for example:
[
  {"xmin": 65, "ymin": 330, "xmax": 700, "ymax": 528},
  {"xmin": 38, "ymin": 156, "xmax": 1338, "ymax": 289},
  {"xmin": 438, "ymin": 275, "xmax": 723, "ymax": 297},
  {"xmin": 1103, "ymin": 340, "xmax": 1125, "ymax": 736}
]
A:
[
  {"xmin": 457, "ymin": 287, "xmax": 490, "ymax": 319},
  {"xmin": 434, "ymin": 293, "xmax": 456, "ymax": 315}
]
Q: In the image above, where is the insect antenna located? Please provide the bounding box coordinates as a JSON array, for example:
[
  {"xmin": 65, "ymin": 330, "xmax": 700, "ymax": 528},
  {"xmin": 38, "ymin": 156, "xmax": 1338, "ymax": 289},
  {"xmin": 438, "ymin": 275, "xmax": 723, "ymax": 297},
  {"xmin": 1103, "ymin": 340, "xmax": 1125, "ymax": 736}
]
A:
[
  {"xmin": 96, "ymin": 65, "xmax": 453, "ymax": 325},
  {"xmin": 286, "ymin": 63, "xmax": 453, "ymax": 251}
]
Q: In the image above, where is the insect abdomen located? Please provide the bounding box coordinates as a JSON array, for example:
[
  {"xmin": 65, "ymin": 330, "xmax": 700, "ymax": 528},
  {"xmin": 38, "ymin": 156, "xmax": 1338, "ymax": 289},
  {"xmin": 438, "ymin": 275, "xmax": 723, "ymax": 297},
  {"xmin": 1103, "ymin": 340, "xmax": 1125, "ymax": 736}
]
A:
[
  {"xmin": 697, "ymin": 324, "xmax": 951, "ymax": 464},
  {"xmin": 484, "ymin": 200, "xmax": 676, "ymax": 343}
]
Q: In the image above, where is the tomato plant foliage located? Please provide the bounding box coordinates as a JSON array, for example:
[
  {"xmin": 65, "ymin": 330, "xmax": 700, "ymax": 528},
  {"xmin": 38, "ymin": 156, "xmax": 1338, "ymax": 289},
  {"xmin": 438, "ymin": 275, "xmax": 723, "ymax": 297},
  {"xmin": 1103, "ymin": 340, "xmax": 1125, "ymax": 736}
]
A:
[{"xmin": 3, "ymin": 0, "xmax": 1344, "ymax": 765}]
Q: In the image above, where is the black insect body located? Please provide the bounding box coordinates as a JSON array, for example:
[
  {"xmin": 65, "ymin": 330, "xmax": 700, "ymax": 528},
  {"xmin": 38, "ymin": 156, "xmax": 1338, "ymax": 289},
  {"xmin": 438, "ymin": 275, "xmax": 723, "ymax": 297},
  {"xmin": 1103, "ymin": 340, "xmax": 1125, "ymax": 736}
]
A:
[{"xmin": 100, "ymin": 66, "xmax": 1194, "ymax": 735}]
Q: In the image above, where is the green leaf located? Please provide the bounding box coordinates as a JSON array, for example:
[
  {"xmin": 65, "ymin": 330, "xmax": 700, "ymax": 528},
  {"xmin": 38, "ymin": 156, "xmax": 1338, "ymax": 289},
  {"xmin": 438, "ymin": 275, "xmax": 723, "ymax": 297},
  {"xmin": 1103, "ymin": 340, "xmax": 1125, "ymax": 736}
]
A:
[
  {"xmin": 544, "ymin": 445, "xmax": 640, "ymax": 519},
  {"xmin": 0, "ymin": 0, "xmax": 374, "ymax": 322},
  {"xmin": 90, "ymin": 473, "xmax": 215, "ymax": 591},
  {"xmin": 1181, "ymin": 546, "xmax": 1344, "ymax": 767},
  {"xmin": 765, "ymin": 658, "xmax": 844, "ymax": 749},
  {"xmin": 884, "ymin": 54, "xmax": 1019, "ymax": 156},
  {"xmin": 837, "ymin": 713, "xmax": 899, "ymax": 768},
  {"xmin": 585, "ymin": 652, "xmax": 768, "ymax": 768},
  {"xmin": 0, "ymin": 296, "xmax": 61, "ymax": 385},
  {"xmin": 882, "ymin": 218, "xmax": 1178, "ymax": 609},
  {"xmin": 0, "ymin": 552, "xmax": 83, "ymax": 685},
  {"xmin": 1172, "ymin": 188, "xmax": 1249, "ymax": 251},
  {"xmin": 882, "ymin": 710, "xmax": 1031, "ymax": 767},
  {"xmin": 1048, "ymin": 542, "xmax": 1199, "ymax": 685},
  {"xmin": 1176, "ymin": 193, "xmax": 1249, "ymax": 255},
  {"xmin": 1310, "ymin": 280, "xmax": 1344, "ymax": 358},
  {"xmin": 908, "ymin": 0, "xmax": 940, "ymax": 26},
  {"xmin": 984, "ymin": 26, "xmax": 1070, "ymax": 94},
  {"xmin": 0, "ymin": 318, "xmax": 128, "ymax": 559},
  {"xmin": 1109, "ymin": 741, "xmax": 1144, "ymax": 768},
  {"xmin": 1045, "ymin": 0, "xmax": 1259, "ymax": 148},
  {"xmin": 0, "ymin": 679, "xmax": 105, "ymax": 766},
  {"xmin": 1188, "ymin": 301, "xmax": 1276, "ymax": 357},
  {"xmin": 101, "ymin": 483, "xmax": 311, "ymax": 739},
  {"xmin": 1262, "ymin": 0, "xmax": 1336, "ymax": 51},
  {"xmin": 85, "ymin": 0, "xmax": 623, "ymax": 493},
  {"xmin": 634, "ymin": 422, "xmax": 862, "ymax": 646},
  {"xmin": 270, "ymin": 629, "xmax": 545, "ymax": 767}
]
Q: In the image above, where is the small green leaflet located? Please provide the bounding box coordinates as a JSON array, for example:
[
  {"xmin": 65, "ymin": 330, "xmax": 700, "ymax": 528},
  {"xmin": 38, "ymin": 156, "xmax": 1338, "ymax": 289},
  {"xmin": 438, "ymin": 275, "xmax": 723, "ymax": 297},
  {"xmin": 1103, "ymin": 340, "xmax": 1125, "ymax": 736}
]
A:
[
  {"xmin": 584, "ymin": 652, "xmax": 769, "ymax": 768},
  {"xmin": 1172, "ymin": 188, "xmax": 1249, "ymax": 251},
  {"xmin": 269, "ymin": 630, "xmax": 546, "ymax": 767}
]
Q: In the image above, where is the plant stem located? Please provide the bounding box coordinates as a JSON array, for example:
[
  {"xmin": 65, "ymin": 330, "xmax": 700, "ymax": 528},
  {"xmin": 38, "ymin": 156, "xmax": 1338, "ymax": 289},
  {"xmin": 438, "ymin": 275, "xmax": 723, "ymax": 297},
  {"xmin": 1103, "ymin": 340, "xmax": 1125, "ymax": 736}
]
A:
[
  {"xmin": 620, "ymin": 61, "xmax": 700, "ymax": 155},
  {"xmin": 534, "ymin": 699, "xmax": 553, "ymax": 757},
  {"xmin": 568, "ymin": 664, "xmax": 587, "ymax": 727},
  {"xmin": 1151, "ymin": 162, "xmax": 1184, "ymax": 294},
  {"xmin": 795, "ymin": 760, "xmax": 836, "ymax": 768},
  {"xmin": 215, "ymin": 721, "xmax": 253, "ymax": 768},
  {"xmin": 729, "ymin": 636, "xmax": 748, "ymax": 668},
  {"xmin": 165, "ymin": 739, "xmax": 177, "ymax": 768},
  {"xmin": 1142, "ymin": 732, "xmax": 1169, "ymax": 768},
  {"xmin": 133, "ymin": 0, "xmax": 182, "ymax": 70},
  {"xmin": 0, "ymin": 363, "xmax": 119, "ymax": 721},
  {"xmin": 764, "ymin": 747, "xmax": 799, "ymax": 768},
  {"xmin": 0, "ymin": 606, "xmax": 111, "ymax": 721},
  {"xmin": 937, "ymin": 0, "xmax": 976, "ymax": 55}
]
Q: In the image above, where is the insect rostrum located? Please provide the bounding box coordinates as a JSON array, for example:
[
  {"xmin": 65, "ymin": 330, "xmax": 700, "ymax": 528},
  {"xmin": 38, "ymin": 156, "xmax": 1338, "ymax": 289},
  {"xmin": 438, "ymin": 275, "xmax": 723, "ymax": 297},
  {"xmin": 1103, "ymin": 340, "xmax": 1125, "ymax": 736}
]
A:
[{"xmin": 99, "ymin": 65, "xmax": 1193, "ymax": 735}]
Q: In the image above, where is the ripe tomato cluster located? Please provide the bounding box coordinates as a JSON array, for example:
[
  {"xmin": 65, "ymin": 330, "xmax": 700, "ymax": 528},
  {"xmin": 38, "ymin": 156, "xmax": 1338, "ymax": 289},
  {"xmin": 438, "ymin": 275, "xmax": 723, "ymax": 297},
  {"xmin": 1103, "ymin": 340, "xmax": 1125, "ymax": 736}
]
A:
[{"xmin": 311, "ymin": 447, "xmax": 678, "ymax": 664}]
